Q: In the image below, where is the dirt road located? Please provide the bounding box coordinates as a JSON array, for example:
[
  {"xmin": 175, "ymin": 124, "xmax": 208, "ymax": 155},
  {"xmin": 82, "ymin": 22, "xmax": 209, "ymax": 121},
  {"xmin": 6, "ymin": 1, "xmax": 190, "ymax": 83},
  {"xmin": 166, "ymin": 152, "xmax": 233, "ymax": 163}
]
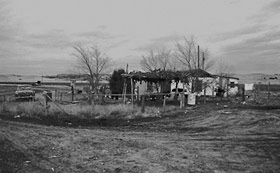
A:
[{"xmin": 1, "ymin": 106, "xmax": 280, "ymax": 172}]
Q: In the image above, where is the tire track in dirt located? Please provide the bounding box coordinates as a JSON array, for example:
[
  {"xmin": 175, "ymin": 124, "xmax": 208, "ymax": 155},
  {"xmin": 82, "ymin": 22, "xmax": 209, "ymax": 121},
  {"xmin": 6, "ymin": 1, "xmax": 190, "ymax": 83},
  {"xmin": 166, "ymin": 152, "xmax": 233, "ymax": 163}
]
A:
[{"xmin": 1, "ymin": 107, "xmax": 280, "ymax": 172}]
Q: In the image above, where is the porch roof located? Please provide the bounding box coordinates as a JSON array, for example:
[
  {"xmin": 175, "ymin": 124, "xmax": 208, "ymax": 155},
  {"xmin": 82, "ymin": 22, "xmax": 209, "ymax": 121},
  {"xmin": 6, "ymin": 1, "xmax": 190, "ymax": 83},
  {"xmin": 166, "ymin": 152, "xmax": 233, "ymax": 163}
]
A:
[{"xmin": 122, "ymin": 69, "xmax": 213, "ymax": 83}]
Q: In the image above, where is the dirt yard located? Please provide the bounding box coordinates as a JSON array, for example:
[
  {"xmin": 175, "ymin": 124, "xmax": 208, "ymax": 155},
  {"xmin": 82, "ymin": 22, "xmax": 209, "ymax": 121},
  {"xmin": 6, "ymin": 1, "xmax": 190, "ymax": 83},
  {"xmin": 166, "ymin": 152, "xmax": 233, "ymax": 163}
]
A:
[{"xmin": 1, "ymin": 104, "xmax": 280, "ymax": 173}]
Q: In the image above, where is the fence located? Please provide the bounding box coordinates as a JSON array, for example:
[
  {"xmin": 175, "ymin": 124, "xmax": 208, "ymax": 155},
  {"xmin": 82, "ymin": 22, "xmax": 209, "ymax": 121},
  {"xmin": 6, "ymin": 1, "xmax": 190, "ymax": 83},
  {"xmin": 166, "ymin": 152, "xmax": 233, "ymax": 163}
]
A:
[{"xmin": 242, "ymin": 82, "xmax": 280, "ymax": 105}]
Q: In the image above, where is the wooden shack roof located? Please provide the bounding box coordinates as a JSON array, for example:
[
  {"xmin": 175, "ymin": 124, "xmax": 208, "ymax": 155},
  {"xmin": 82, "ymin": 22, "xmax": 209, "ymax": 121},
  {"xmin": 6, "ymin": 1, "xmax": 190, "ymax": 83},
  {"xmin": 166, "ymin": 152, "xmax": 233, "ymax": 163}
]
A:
[{"xmin": 122, "ymin": 69, "xmax": 212, "ymax": 83}]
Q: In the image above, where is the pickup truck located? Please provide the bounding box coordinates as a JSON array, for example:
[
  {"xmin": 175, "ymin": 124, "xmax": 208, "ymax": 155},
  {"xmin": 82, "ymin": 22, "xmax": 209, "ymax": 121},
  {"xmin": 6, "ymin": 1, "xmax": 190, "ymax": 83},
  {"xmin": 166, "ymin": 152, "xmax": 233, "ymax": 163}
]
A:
[{"xmin": 15, "ymin": 85, "xmax": 35, "ymax": 101}]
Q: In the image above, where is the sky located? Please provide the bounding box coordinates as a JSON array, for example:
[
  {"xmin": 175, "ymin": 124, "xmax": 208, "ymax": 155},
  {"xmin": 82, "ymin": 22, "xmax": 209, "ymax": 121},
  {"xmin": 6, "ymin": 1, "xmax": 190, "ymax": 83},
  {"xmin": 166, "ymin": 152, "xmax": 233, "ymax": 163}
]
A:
[{"xmin": 0, "ymin": 0, "xmax": 280, "ymax": 75}]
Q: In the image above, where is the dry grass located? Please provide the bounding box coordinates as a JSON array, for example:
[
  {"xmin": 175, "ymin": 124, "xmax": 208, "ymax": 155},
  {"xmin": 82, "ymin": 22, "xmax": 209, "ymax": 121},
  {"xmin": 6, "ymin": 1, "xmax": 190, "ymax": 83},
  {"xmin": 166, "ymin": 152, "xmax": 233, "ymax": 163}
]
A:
[{"xmin": 0, "ymin": 101, "xmax": 173, "ymax": 119}]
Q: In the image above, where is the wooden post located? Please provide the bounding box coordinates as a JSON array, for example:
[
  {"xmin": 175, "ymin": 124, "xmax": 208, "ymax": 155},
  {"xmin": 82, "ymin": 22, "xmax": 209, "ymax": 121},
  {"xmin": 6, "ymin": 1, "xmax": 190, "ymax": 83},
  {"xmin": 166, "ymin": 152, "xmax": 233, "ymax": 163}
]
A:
[
  {"xmin": 268, "ymin": 82, "xmax": 270, "ymax": 100},
  {"xmin": 141, "ymin": 95, "xmax": 145, "ymax": 113},
  {"xmin": 182, "ymin": 93, "xmax": 185, "ymax": 107},
  {"xmin": 137, "ymin": 86, "xmax": 139, "ymax": 101},
  {"xmin": 242, "ymin": 86, "xmax": 245, "ymax": 101},
  {"xmin": 180, "ymin": 93, "xmax": 183, "ymax": 109},
  {"xmin": 183, "ymin": 82, "xmax": 186, "ymax": 107},
  {"xmin": 204, "ymin": 82, "xmax": 206, "ymax": 104},
  {"xmin": 123, "ymin": 82, "xmax": 127, "ymax": 104},
  {"xmin": 198, "ymin": 45, "xmax": 200, "ymax": 69},
  {"xmin": 163, "ymin": 95, "xmax": 166, "ymax": 112},
  {"xmin": 131, "ymin": 78, "xmax": 134, "ymax": 106},
  {"xmin": 71, "ymin": 86, "xmax": 74, "ymax": 102}
]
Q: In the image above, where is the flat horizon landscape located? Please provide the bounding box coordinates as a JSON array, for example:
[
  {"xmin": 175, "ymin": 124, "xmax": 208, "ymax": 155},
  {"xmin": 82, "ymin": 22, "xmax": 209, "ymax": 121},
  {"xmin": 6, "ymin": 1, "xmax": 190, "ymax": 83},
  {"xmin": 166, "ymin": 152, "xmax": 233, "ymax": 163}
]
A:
[{"xmin": 1, "ymin": 73, "xmax": 280, "ymax": 85}]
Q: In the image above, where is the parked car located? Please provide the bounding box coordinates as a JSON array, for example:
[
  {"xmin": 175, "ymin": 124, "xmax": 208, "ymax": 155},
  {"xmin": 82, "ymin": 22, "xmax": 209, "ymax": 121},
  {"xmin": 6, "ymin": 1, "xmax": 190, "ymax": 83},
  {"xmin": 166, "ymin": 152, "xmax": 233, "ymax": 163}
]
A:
[{"xmin": 15, "ymin": 85, "xmax": 35, "ymax": 101}]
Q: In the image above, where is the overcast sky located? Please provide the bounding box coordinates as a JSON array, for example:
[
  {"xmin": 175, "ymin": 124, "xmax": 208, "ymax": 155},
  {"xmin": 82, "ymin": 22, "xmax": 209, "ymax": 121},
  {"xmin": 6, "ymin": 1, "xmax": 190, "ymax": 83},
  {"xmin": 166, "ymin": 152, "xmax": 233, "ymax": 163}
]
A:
[{"xmin": 0, "ymin": 0, "xmax": 280, "ymax": 75}]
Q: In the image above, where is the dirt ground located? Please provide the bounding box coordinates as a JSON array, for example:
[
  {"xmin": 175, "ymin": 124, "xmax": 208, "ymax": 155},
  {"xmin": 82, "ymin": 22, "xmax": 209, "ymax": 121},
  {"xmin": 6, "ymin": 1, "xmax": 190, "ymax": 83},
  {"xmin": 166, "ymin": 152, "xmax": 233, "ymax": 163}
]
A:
[{"xmin": 1, "ymin": 103, "xmax": 280, "ymax": 173}]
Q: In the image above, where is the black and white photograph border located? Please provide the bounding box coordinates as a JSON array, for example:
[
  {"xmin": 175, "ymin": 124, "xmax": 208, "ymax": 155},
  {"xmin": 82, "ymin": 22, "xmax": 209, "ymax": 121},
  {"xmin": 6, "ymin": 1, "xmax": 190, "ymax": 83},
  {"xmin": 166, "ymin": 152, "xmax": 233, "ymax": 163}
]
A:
[{"xmin": 1, "ymin": 0, "xmax": 280, "ymax": 172}]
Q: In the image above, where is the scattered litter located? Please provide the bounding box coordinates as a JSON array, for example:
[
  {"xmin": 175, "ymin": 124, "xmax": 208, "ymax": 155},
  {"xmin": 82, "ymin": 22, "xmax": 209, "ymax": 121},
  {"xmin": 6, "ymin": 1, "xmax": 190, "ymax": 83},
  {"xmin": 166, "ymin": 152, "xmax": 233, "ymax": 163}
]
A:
[
  {"xmin": 51, "ymin": 168, "xmax": 55, "ymax": 172},
  {"xmin": 218, "ymin": 110, "xmax": 232, "ymax": 114},
  {"xmin": 14, "ymin": 115, "xmax": 20, "ymax": 118},
  {"xmin": 25, "ymin": 160, "xmax": 31, "ymax": 164},
  {"xmin": 49, "ymin": 155, "xmax": 58, "ymax": 158},
  {"xmin": 68, "ymin": 123, "xmax": 72, "ymax": 125},
  {"xmin": 223, "ymin": 105, "xmax": 228, "ymax": 108},
  {"xmin": 241, "ymin": 101, "xmax": 246, "ymax": 105}
]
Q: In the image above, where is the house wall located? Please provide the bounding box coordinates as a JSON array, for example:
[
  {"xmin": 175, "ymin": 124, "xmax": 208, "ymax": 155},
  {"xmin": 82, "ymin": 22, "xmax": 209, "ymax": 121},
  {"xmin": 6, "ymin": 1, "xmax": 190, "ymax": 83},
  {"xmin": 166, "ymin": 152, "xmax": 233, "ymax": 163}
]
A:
[
  {"xmin": 135, "ymin": 77, "xmax": 239, "ymax": 97},
  {"xmin": 135, "ymin": 81, "xmax": 148, "ymax": 95},
  {"xmin": 227, "ymin": 78, "xmax": 239, "ymax": 96},
  {"xmin": 170, "ymin": 78, "xmax": 217, "ymax": 96},
  {"xmin": 200, "ymin": 77, "xmax": 217, "ymax": 96}
]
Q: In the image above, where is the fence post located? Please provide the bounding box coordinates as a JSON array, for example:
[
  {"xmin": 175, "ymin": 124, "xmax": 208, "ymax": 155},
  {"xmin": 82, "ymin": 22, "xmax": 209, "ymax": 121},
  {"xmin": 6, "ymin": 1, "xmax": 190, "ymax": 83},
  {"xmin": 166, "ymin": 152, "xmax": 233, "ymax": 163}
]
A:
[
  {"xmin": 131, "ymin": 78, "xmax": 134, "ymax": 106},
  {"xmin": 242, "ymin": 86, "xmax": 245, "ymax": 101},
  {"xmin": 141, "ymin": 95, "xmax": 145, "ymax": 113},
  {"xmin": 71, "ymin": 86, "xmax": 74, "ymax": 102},
  {"xmin": 204, "ymin": 82, "xmax": 206, "ymax": 104},
  {"xmin": 180, "ymin": 93, "xmax": 183, "ymax": 109},
  {"xmin": 183, "ymin": 93, "xmax": 185, "ymax": 107},
  {"xmin": 137, "ymin": 86, "xmax": 139, "ymax": 101},
  {"xmin": 268, "ymin": 82, "xmax": 270, "ymax": 100},
  {"xmin": 163, "ymin": 95, "xmax": 166, "ymax": 112}
]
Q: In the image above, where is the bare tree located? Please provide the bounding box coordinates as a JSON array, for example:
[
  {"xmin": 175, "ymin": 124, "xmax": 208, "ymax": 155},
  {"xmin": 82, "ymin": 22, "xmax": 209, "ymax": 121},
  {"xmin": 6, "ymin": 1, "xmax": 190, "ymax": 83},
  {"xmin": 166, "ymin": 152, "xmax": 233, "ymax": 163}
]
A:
[
  {"xmin": 72, "ymin": 44, "xmax": 112, "ymax": 97},
  {"xmin": 174, "ymin": 36, "xmax": 214, "ymax": 93},
  {"xmin": 140, "ymin": 48, "xmax": 174, "ymax": 72},
  {"xmin": 175, "ymin": 36, "xmax": 214, "ymax": 71}
]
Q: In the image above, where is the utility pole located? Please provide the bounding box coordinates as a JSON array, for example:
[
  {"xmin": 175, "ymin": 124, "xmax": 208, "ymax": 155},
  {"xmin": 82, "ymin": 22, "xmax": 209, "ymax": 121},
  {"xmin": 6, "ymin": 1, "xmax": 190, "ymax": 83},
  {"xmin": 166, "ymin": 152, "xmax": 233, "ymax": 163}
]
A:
[
  {"xmin": 197, "ymin": 45, "xmax": 200, "ymax": 69},
  {"xmin": 202, "ymin": 52, "xmax": 205, "ymax": 70}
]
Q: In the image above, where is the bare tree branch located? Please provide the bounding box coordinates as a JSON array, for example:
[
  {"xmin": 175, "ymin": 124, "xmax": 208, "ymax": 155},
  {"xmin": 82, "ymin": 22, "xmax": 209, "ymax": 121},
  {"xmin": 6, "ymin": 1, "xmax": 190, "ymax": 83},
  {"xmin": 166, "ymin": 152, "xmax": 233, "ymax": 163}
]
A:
[
  {"xmin": 72, "ymin": 44, "xmax": 112, "ymax": 96},
  {"xmin": 175, "ymin": 36, "xmax": 214, "ymax": 71},
  {"xmin": 140, "ymin": 48, "xmax": 175, "ymax": 72}
]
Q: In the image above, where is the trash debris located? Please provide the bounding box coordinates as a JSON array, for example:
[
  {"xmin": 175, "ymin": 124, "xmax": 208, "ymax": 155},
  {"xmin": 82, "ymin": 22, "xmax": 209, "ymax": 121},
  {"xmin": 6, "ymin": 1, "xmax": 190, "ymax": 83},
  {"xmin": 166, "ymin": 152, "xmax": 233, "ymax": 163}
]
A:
[
  {"xmin": 218, "ymin": 110, "xmax": 232, "ymax": 114},
  {"xmin": 14, "ymin": 115, "xmax": 20, "ymax": 118},
  {"xmin": 223, "ymin": 105, "xmax": 228, "ymax": 108},
  {"xmin": 49, "ymin": 155, "xmax": 58, "ymax": 158}
]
